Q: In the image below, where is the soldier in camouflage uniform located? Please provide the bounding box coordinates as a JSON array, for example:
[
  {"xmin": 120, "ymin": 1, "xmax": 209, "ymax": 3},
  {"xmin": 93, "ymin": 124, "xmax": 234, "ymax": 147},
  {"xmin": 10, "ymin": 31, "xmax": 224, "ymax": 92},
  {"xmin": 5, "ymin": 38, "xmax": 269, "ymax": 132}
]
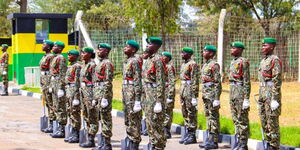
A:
[
  {"xmin": 199, "ymin": 45, "xmax": 222, "ymax": 149},
  {"xmin": 39, "ymin": 40, "xmax": 55, "ymax": 133},
  {"xmin": 258, "ymin": 38, "xmax": 282, "ymax": 150},
  {"xmin": 49, "ymin": 41, "xmax": 68, "ymax": 138},
  {"xmin": 229, "ymin": 42, "xmax": 251, "ymax": 150},
  {"xmin": 122, "ymin": 40, "xmax": 142, "ymax": 149},
  {"xmin": 161, "ymin": 52, "xmax": 176, "ymax": 140},
  {"xmin": 142, "ymin": 37, "xmax": 166, "ymax": 150},
  {"xmin": 0, "ymin": 44, "xmax": 9, "ymax": 96},
  {"xmin": 93, "ymin": 43, "xmax": 114, "ymax": 150},
  {"xmin": 65, "ymin": 49, "xmax": 81, "ymax": 143},
  {"xmin": 178, "ymin": 47, "xmax": 199, "ymax": 145},
  {"xmin": 79, "ymin": 47, "xmax": 97, "ymax": 148}
]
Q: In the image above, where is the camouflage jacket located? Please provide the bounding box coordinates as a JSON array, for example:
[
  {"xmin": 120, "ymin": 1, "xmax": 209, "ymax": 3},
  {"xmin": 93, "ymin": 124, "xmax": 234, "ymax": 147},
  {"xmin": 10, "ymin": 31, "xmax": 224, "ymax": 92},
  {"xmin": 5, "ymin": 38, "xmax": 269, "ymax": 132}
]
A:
[
  {"xmin": 180, "ymin": 58, "xmax": 199, "ymax": 98},
  {"xmin": 122, "ymin": 55, "xmax": 142, "ymax": 101},
  {"xmin": 201, "ymin": 59, "xmax": 222, "ymax": 100},
  {"xmin": 50, "ymin": 54, "xmax": 67, "ymax": 88},
  {"xmin": 0, "ymin": 52, "xmax": 9, "ymax": 69},
  {"xmin": 258, "ymin": 54, "xmax": 282, "ymax": 101},
  {"xmin": 80, "ymin": 60, "xmax": 96, "ymax": 85},
  {"xmin": 165, "ymin": 62, "xmax": 176, "ymax": 100},
  {"xmin": 39, "ymin": 53, "xmax": 54, "ymax": 88},
  {"xmin": 229, "ymin": 56, "xmax": 251, "ymax": 99},
  {"xmin": 142, "ymin": 53, "xmax": 165, "ymax": 103},
  {"xmin": 65, "ymin": 61, "xmax": 81, "ymax": 85},
  {"xmin": 93, "ymin": 57, "xmax": 114, "ymax": 100}
]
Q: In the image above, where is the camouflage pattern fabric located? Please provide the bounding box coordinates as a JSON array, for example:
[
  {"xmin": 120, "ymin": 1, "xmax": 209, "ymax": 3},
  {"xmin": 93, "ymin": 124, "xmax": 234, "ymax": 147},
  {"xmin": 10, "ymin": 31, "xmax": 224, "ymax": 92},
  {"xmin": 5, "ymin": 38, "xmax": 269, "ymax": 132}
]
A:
[{"xmin": 0, "ymin": 52, "xmax": 9, "ymax": 88}]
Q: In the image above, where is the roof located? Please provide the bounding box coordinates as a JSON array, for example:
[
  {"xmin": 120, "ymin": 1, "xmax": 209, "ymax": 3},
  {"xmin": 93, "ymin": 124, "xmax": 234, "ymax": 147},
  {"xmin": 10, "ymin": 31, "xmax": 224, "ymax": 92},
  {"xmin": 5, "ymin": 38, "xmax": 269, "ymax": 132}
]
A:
[{"xmin": 7, "ymin": 13, "xmax": 73, "ymax": 19}]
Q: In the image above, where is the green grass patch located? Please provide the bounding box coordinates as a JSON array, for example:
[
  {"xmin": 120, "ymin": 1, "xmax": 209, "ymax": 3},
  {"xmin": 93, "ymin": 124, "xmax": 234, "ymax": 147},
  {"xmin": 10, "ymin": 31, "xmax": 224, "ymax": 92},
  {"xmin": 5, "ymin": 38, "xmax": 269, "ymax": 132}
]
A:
[
  {"xmin": 20, "ymin": 86, "xmax": 42, "ymax": 93},
  {"xmin": 112, "ymin": 99, "xmax": 123, "ymax": 111}
]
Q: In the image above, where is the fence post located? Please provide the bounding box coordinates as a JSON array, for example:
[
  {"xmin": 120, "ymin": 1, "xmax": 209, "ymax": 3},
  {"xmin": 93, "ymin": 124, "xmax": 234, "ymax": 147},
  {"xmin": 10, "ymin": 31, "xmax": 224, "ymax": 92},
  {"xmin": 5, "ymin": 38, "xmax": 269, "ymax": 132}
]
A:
[{"xmin": 217, "ymin": 9, "xmax": 226, "ymax": 80}]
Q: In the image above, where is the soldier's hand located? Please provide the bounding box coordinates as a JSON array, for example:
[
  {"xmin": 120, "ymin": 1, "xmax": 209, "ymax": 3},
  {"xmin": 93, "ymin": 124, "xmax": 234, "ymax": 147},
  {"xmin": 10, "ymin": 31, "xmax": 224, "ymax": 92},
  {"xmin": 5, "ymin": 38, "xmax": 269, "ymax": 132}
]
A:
[
  {"xmin": 191, "ymin": 98, "xmax": 198, "ymax": 106},
  {"xmin": 49, "ymin": 87, "xmax": 52, "ymax": 93},
  {"xmin": 92, "ymin": 99, "xmax": 97, "ymax": 107},
  {"xmin": 2, "ymin": 71, "xmax": 6, "ymax": 75},
  {"xmin": 133, "ymin": 101, "xmax": 142, "ymax": 113},
  {"xmin": 72, "ymin": 99, "xmax": 80, "ymax": 106},
  {"xmin": 57, "ymin": 89, "xmax": 64, "ymax": 98},
  {"xmin": 101, "ymin": 98, "xmax": 109, "ymax": 108},
  {"xmin": 153, "ymin": 102, "xmax": 162, "ymax": 113},
  {"xmin": 271, "ymin": 100, "xmax": 279, "ymax": 111},
  {"xmin": 242, "ymin": 99, "xmax": 250, "ymax": 110},
  {"xmin": 213, "ymin": 100, "xmax": 220, "ymax": 107},
  {"xmin": 166, "ymin": 98, "xmax": 173, "ymax": 104}
]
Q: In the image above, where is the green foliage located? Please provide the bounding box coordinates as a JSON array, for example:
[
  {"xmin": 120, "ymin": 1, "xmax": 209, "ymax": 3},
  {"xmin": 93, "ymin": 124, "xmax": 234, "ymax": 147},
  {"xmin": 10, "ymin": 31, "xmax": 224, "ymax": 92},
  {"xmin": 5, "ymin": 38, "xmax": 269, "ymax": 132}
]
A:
[
  {"xmin": 85, "ymin": 0, "xmax": 131, "ymax": 30},
  {"xmin": 0, "ymin": 0, "xmax": 17, "ymax": 36},
  {"xmin": 121, "ymin": 0, "xmax": 182, "ymax": 36}
]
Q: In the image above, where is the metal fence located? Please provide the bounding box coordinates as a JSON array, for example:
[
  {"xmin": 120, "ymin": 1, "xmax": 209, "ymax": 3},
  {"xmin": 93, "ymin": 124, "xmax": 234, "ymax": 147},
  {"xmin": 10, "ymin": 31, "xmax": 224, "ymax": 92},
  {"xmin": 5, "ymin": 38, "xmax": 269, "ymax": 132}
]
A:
[{"xmin": 78, "ymin": 12, "xmax": 300, "ymax": 81}]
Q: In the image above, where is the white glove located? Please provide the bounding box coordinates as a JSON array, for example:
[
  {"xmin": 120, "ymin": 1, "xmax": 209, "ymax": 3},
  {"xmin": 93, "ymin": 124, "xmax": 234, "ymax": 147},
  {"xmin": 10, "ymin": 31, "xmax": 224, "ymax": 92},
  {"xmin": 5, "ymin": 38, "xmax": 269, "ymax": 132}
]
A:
[
  {"xmin": 133, "ymin": 101, "xmax": 142, "ymax": 113},
  {"xmin": 166, "ymin": 98, "xmax": 173, "ymax": 104},
  {"xmin": 242, "ymin": 99, "xmax": 250, "ymax": 110},
  {"xmin": 271, "ymin": 100, "xmax": 280, "ymax": 111},
  {"xmin": 57, "ymin": 89, "xmax": 64, "ymax": 98},
  {"xmin": 72, "ymin": 99, "xmax": 80, "ymax": 106},
  {"xmin": 153, "ymin": 102, "xmax": 162, "ymax": 113},
  {"xmin": 49, "ymin": 88, "xmax": 52, "ymax": 93},
  {"xmin": 2, "ymin": 71, "xmax": 7, "ymax": 75},
  {"xmin": 101, "ymin": 98, "xmax": 109, "ymax": 108},
  {"xmin": 213, "ymin": 100, "xmax": 220, "ymax": 107},
  {"xmin": 191, "ymin": 98, "xmax": 198, "ymax": 106},
  {"xmin": 92, "ymin": 99, "xmax": 97, "ymax": 107}
]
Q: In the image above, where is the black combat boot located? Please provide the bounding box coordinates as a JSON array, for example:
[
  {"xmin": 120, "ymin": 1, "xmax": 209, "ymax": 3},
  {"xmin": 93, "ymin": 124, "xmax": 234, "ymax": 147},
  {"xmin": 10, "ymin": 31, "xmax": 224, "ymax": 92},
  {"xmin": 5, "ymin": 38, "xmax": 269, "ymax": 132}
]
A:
[
  {"xmin": 1, "ymin": 88, "xmax": 8, "ymax": 96},
  {"xmin": 52, "ymin": 125, "xmax": 65, "ymax": 138},
  {"xmin": 164, "ymin": 127, "xmax": 172, "ymax": 139},
  {"xmin": 68, "ymin": 129, "xmax": 79, "ymax": 143},
  {"xmin": 179, "ymin": 131, "xmax": 188, "ymax": 144},
  {"xmin": 238, "ymin": 141, "xmax": 248, "ymax": 150},
  {"xmin": 100, "ymin": 137, "xmax": 112, "ymax": 150},
  {"xmin": 43, "ymin": 120, "xmax": 53, "ymax": 133},
  {"xmin": 79, "ymin": 134, "xmax": 95, "ymax": 148},
  {"xmin": 183, "ymin": 130, "xmax": 197, "ymax": 145},
  {"xmin": 129, "ymin": 140, "xmax": 139, "ymax": 150}
]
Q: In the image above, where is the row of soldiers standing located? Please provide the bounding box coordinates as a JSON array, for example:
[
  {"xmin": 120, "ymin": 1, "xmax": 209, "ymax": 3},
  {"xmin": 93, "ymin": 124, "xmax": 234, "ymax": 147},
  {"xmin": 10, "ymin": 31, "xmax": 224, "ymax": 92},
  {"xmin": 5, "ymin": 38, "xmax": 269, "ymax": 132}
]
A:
[{"xmin": 38, "ymin": 36, "xmax": 282, "ymax": 150}]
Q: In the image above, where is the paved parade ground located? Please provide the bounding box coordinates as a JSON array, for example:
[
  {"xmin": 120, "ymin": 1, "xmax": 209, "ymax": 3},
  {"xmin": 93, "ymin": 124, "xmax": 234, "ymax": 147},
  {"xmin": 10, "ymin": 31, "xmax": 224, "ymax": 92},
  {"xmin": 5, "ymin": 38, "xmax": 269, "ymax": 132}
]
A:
[{"xmin": 0, "ymin": 94, "xmax": 231, "ymax": 150}]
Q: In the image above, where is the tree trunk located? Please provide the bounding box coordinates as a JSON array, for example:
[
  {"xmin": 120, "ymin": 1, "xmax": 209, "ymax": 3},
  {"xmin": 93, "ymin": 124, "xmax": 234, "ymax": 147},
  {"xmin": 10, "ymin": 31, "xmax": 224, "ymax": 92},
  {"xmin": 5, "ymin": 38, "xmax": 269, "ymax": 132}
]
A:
[{"xmin": 17, "ymin": 0, "xmax": 27, "ymax": 13}]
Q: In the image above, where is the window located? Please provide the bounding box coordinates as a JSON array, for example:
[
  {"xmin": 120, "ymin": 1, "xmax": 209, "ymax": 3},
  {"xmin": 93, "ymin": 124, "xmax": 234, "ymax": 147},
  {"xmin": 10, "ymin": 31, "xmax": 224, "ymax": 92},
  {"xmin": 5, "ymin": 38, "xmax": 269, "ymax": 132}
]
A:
[{"xmin": 36, "ymin": 19, "xmax": 49, "ymax": 43}]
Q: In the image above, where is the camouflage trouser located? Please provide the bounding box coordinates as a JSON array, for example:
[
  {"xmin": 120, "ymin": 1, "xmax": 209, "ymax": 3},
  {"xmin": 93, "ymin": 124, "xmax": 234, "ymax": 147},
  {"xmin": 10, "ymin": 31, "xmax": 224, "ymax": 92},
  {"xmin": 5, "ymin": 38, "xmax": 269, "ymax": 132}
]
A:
[
  {"xmin": 122, "ymin": 85, "xmax": 142, "ymax": 143},
  {"xmin": 94, "ymin": 85, "xmax": 113, "ymax": 140},
  {"xmin": 230, "ymin": 85, "xmax": 249, "ymax": 143},
  {"xmin": 143, "ymin": 86, "xmax": 166, "ymax": 150},
  {"xmin": 258, "ymin": 85, "xmax": 281, "ymax": 149},
  {"xmin": 180, "ymin": 84, "xmax": 197, "ymax": 132},
  {"xmin": 51, "ymin": 79, "xmax": 67, "ymax": 125},
  {"xmin": 81, "ymin": 86, "xmax": 99, "ymax": 136},
  {"xmin": 163, "ymin": 101, "xmax": 174, "ymax": 130},
  {"xmin": 42, "ymin": 88, "xmax": 56, "ymax": 121},
  {"xmin": 0, "ymin": 67, "xmax": 8, "ymax": 88},
  {"xmin": 66, "ymin": 86, "xmax": 81, "ymax": 131}
]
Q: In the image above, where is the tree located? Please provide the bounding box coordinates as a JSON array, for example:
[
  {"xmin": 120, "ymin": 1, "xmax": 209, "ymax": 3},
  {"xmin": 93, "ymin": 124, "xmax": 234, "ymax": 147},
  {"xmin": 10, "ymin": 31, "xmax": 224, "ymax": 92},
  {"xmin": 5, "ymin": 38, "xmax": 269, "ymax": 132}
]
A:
[
  {"xmin": 122, "ymin": 0, "xmax": 182, "ymax": 50},
  {"xmin": 0, "ymin": 0, "xmax": 17, "ymax": 36},
  {"xmin": 16, "ymin": 0, "xmax": 27, "ymax": 13},
  {"xmin": 86, "ymin": 0, "xmax": 131, "ymax": 31},
  {"xmin": 188, "ymin": 0, "xmax": 300, "ymax": 36}
]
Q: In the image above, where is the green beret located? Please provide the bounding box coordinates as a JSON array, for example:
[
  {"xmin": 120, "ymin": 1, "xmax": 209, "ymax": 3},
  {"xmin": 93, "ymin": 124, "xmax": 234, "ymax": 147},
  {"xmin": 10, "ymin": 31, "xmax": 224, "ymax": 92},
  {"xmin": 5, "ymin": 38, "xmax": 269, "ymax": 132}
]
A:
[
  {"xmin": 231, "ymin": 41, "xmax": 245, "ymax": 49},
  {"xmin": 182, "ymin": 47, "xmax": 194, "ymax": 53},
  {"xmin": 82, "ymin": 47, "xmax": 94, "ymax": 53},
  {"xmin": 98, "ymin": 43, "xmax": 111, "ymax": 50},
  {"xmin": 54, "ymin": 41, "xmax": 65, "ymax": 47},
  {"xmin": 204, "ymin": 45, "xmax": 217, "ymax": 52},
  {"xmin": 1, "ymin": 44, "xmax": 8, "ymax": 48},
  {"xmin": 146, "ymin": 37, "xmax": 163, "ymax": 46},
  {"xmin": 67, "ymin": 49, "xmax": 80, "ymax": 56},
  {"xmin": 43, "ymin": 40, "xmax": 54, "ymax": 47},
  {"xmin": 127, "ymin": 40, "xmax": 140, "ymax": 50},
  {"xmin": 162, "ymin": 52, "xmax": 172, "ymax": 59},
  {"xmin": 262, "ymin": 37, "xmax": 276, "ymax": 44}
]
